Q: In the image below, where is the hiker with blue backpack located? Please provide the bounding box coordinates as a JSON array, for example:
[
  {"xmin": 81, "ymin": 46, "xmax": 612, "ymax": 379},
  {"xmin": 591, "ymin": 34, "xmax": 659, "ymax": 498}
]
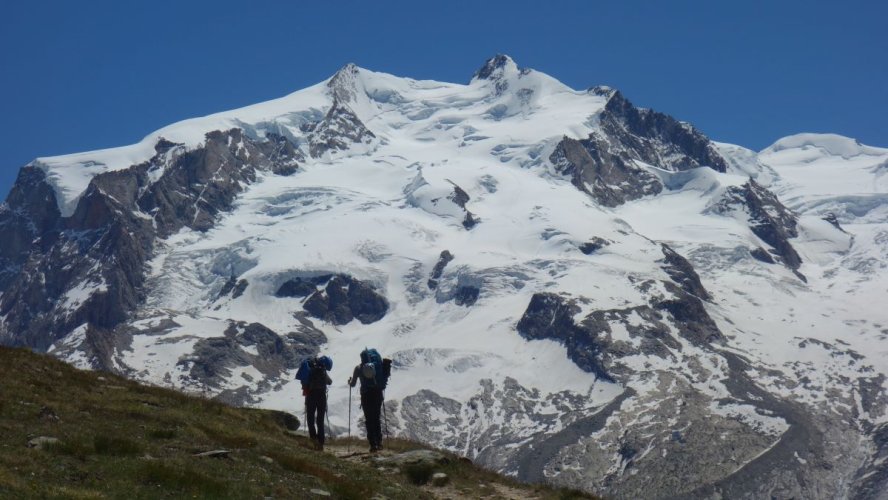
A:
[
  {"xmin": 296, "ymin": 355, "xmax": 333, "ymax": 451},
  {"xmin": 348, "ymin": 348, "xmax": 392, "ymax": 452}
]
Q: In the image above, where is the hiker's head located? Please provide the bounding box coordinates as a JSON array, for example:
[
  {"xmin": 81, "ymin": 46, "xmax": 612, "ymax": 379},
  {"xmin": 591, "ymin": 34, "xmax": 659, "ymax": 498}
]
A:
[{"xmin": 360, "ymin": 349, "xmax": 369, "ymax": 363}]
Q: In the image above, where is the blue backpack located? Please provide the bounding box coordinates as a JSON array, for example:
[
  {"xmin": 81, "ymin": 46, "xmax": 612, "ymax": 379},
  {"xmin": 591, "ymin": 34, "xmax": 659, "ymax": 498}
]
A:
[
  {"xmin": 297, "ymin": 355, "xmax": 332, "ymax": 389},
  {"xmin": 359, "ymin": 348, "xmax": 391, "ymax": 390}
]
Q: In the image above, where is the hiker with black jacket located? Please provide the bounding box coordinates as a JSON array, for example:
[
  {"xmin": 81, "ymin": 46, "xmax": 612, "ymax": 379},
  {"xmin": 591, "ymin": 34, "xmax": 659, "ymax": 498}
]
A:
[
  {"xmin": 296, "ymin": 355, "xmax": 332, "ymax": 451},
  {"xmin": 348, "ymin": 348, "xmax": 391, "ymax": 452}
]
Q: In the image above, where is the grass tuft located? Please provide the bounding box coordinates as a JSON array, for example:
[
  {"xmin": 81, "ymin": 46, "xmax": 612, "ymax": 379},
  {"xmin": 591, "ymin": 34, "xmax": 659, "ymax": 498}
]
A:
[
  {"xmin": 403, "ymin": 462, "xmax": 436, "ymax": 485},
  {"xmin": 93, "ymin": 435, "xmax": 143, "ymax": 456},
  {"xmin": 138, "ymin": 461, "xmax": 228, "ymax": 498},
  {"xmin": 147, "ymin": 428, "xmax": 177, "ymax": 440}
]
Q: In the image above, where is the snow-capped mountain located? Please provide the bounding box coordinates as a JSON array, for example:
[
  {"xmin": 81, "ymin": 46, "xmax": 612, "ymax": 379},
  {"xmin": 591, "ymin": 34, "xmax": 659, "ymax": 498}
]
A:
[{"xmin": 2, "ymin": 55, "xmax": 887, "ymax": 499}]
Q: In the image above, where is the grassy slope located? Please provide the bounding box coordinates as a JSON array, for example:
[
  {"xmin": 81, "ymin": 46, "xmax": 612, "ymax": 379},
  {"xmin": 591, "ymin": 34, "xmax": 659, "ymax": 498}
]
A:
[{"xmin": 0, "ymin": 346, "xmax": 595, "ymax": 499}]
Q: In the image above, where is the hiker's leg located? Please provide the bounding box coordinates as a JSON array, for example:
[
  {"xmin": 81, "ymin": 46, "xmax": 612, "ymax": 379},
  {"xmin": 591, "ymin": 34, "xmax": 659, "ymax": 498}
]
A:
[
  {"xmin": 317, "ymin": 394, "xmax": 326, "ymax": 446},
  {"xmin": 306, "ymin": 395, "xmax": 318, "ymax": 441},
  {"xmin": 360, "ymin": 391, "xmax": 375, "ymax": 448},
  {"xmin": 367, "ymin": 390, "xmax": 382, "ymax": 448},
  {"xmin": 373, "ymin": 390, "xmax": 384, "ymax": 447}
]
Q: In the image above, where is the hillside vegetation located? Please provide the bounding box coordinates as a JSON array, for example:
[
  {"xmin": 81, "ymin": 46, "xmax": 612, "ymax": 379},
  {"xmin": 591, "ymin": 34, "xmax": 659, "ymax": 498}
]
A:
[{"xmin": 0, "ymin": 346, "xmax": 594, "ymax": 499}]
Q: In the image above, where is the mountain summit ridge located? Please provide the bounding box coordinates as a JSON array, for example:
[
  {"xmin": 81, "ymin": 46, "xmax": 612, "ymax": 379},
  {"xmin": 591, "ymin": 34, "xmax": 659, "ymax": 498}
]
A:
[{"xmin": 2, "ymin": 55, "xmax": 887, "ymax": 499}]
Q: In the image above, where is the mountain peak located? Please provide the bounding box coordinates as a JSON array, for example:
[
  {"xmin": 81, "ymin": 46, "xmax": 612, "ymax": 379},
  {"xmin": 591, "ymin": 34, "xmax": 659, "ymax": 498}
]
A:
[
  {"xmin": 761, "ymin": 133, "xmax": 887, "ymax": 158},
  {"xmin": 472, "ymin": 54, "xmax": 519, "ymax": 81},
  {"xmin": 327, "ymin": 62, "xmax": 365, "ymax": 103}
]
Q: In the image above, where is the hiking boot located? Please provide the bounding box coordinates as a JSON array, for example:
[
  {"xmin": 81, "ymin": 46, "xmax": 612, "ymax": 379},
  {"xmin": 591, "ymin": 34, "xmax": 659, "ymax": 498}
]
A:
[{"xmin": 369, "ymin": 445, "xmax": 379, "ymax": 453}]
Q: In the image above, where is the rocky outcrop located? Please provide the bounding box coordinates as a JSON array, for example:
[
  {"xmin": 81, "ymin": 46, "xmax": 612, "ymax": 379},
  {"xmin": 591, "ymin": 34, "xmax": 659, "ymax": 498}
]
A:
[
  {"xmin": 179, "ymin": 321, "xmax": 325, "ymax": 402},
  {"xmin": 453, "ymin": 285, "xmax": 480, "ymax": 306},
  {"xmin": 0, "ymin": 129, "xmax": 300, "ymax": 350},
  {"xmin": 516, "ymin": 293, "xmax": 612, "ymax": 381},
  {"xmin": 427, "ymin": 250, "xmax": 454, "ymax": 290},
  {"xmin": 550, "ymin": 88, "xmax": 727, "ymax": 207},
  {"xmin": 750, "ymin": 247, "xmax": 776, "ymax": 264},
  {"xmin": 447, "ymin": 183, "xmax": 478, "ymax": 230},
  {"xmin": 579, "ymin": 237, "xmax": 610, "ymax": 255},
  {"xmin": 659, "ymin": 244, "xmax": 711, "ymax": 301},
  {"xmin": 302, "ymin": 274, "xmax": 388, "ymax": 325},
  {"xmin": 304, "ymin": 101, "xmax": 376, "ymax": 158},
  {"xmin": 550, "ymin": 136, "xmax": 662, "ymax": 207},
  {"xmin": 708, "ymin": 179, "xmax": 804, "ymax": 279},
  {"xmin": 593, "ymin": 87, "xmax": 728, "ymax": 173},
  {"xmin": 275, "ymin": 275, "xmax": 333, "ymax": 298}
]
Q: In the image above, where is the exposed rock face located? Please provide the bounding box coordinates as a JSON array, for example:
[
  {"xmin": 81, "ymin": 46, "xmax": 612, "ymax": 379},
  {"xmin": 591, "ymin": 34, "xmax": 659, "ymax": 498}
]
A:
[
  {"xmin": 550, "ymin": 136, "xmax": 663, "ymax": 207},
  {"xmin": 305, "ymin": 101, "xmax": 376, "ymax": 158},
  {"xmin": 427, "ymin": 250, "xmax": 454, "ymax": 290},
  {"xmin": 453, "ymin": 285, "xmax": 480, "ymax": 306},
  {"xmin": 823, "ymin": 212, "xmax": 847, "ymax": 233},
  {"xmin": 550, "ymin": 89, "xmax": 727, "ymax": 207},
  {"xmin": 579, "ymin": 237, "xmax": 610, "ymax": 255},
  {"xmin": 447, "ymin": 183, "xmax": 478, "ymax": 230},
  {"xmin": 0, "ymin": 130, "xmax": 300, "ymax": 350},
  {"xmin": 275, "ymin": 275, "xmax": 332, "ymax": 298},
  {"xmin": 516, "ymin": 293, "xmax": 612, "ymax": 381},
  {"xmin": 708, "ymin": 179, "xmax": 804, "ymax": 278},
  {"xmin": 302, "ymin": 274, "xmax": 388, "ymax": 325},
  {"xmin": 659, "ymin": 244, "xmax": 711, "ymax": 301},
  {"xmin": 180, "ymin": 321, "xmax": 325, "ymax": 404},
  {"xmin": 593, "ymin": 88, "xmax": 728, "ymax": 174},
  {"xmin": 750, "ymin": 246, "xmax": 776, "ymax": 264}
]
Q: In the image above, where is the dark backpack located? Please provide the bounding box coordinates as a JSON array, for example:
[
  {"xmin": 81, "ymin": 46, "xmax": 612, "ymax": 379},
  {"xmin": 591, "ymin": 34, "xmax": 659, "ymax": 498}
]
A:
[
  {"xmin": 359, "ymin": 348, "xmax": 392, "ymax": 390},
  {"xmin": 297, "ymin": 355, "xmax": 332, "ymax": 391}
]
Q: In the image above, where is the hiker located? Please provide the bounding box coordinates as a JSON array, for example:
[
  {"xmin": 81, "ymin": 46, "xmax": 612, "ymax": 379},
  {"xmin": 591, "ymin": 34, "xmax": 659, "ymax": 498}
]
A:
[
  {"xmin": 348, "ymin": 348, "xmax": 391, "ymax": 452},
  {"xmin": 296, "ymin": 355, "xmax": 333, "ymax": 450}
]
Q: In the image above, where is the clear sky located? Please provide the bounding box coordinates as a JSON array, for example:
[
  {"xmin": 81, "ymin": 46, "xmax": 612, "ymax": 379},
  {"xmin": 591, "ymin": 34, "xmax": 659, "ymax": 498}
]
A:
[{"xmin": 1, "ymin": 0, "xmax": 885, "ymax": 199}]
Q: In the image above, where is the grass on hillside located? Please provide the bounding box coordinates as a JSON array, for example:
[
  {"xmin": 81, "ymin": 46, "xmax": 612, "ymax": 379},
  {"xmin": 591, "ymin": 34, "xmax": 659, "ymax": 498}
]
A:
[{"xmin": 0, "ymin": 346, "xmax": 596, "ymax": 499}]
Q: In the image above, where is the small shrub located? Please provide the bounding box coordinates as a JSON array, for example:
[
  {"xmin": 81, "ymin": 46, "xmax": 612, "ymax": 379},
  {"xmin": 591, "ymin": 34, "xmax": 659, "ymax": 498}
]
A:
[
  {"xmin": 403, "ymin": 462, "xmax": 436, "ymax": 485},
  {"xmin": 93, "ymin": 435, "xmax": 143, "ymax": 456},
  {"xmin": 147, "ymin": 428, "xmax": 177, "ymax": 440}
]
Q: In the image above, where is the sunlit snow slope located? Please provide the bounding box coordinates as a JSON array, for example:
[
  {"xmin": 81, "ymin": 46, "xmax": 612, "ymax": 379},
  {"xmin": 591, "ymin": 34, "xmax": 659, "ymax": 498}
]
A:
[{"xmin": 3, "ymin": 55, "xmax": 887, "ymax": 499}]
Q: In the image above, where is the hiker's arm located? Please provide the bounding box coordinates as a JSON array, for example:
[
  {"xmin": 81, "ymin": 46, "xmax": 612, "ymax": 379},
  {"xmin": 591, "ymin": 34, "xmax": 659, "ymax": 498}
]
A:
[{"xmin": 325, "ymin": 372, "xmax": 332, "ymax": 385}]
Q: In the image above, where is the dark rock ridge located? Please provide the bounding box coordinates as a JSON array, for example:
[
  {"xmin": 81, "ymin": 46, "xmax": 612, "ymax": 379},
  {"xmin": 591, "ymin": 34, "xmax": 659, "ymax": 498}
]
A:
[
  {"xmin": 301, "ymin": 274, "xmax": 388, "ymax": 325},
  {"xmin": 446, "ymin": 182, "xmax": 478, "ymax": 229},
  {"xmin": 579, "ymin": 237, "xmax": 610, "ymax": 255},
  {"xmin": 472, "ymin": 54, "xmax": 526, "ymax": 95},
  {"xmin": 179, "ymin": 320, "xmax": 326, "ymax": 404},
  {"xmin": 453, "ymin": 286, "xmax": 480, "ymax": 307},
  {"xmin": 473, "ymin": 54, "xmax": 514, "ymax": 81},
  {"xmin": 304, "ymin": 100, "xmax": 376, "ymax": 158},
  {"xmin": 659, "ymin": 244, "xmax": 711, "ymax": 301},
  {"xmin": 516, "ymin": 293, "xmax": 613, "ymax": 381},
  {"xmin": 517, "ymin": 275, "xmax": 723, "ymax": 383},
  {"xmin": 750, "ymin": 247, "xmax": 775, "ymax": 264},
  {"xmin": 428, "ymin": 250, "xmax": 454, "ymax": 290},
  {"xmin": 708, "ymin": 179, "xmax": 804, "ymax": 279},
  {"xmin": 218, "ymin": 277, "xmax": 249, "ymax": 300},
  {"xmin": 823, "ymin": 212, "xmax": 847, "ymax": 233},
  {"xmin": 275, "ymin": 275, "xmax": 333, "ymax": 298},
  {"xmin": 0, "ymin": 129, "xmax": 300, "ymax": 351},
  {"xmin": 550, "ymin": 88, "xmax": 727, "ymax": 207},
  {"xmin": 550, "ymin": 136, "xmax": 663, "ymax": 207}
]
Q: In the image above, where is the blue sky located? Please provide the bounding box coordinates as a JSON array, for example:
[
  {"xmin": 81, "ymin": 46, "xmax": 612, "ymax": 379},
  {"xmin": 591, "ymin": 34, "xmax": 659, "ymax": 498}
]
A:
[{"xmin": 1, "ymin": 0, "xmax": 885, "ymax": 199}]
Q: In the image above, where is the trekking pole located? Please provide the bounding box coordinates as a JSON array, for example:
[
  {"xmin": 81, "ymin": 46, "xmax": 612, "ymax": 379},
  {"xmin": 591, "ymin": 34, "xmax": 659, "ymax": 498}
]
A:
[
  {"xmin": 382, "ymin": 393, "xmax": 389, "ymax": 442},
  {"xmin": 325, "ymin": 388, "xmax": 333, "ymax": 441},
  {"xmin": 347, "ymin": 382, "xmax": 353, "ymax": 453}
]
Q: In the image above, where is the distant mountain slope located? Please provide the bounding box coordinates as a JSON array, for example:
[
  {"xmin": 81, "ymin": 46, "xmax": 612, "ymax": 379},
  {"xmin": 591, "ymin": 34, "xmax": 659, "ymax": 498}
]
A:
[{"xmin": 1, "ymin": 55, "xmax": 887, "ymax": 499}]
